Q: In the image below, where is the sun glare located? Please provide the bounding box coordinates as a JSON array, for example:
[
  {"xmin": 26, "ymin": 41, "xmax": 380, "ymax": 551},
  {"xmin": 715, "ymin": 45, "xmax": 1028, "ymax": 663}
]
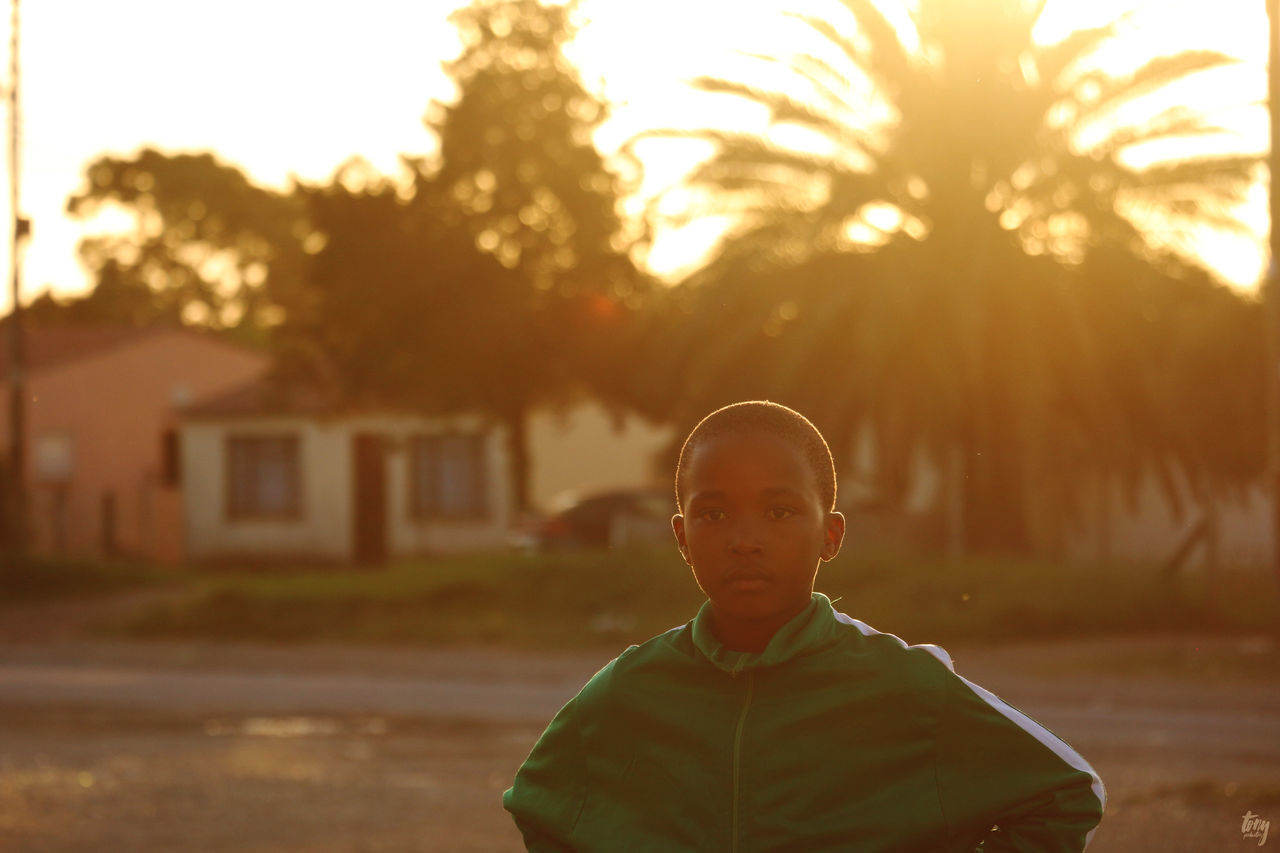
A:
[
  {"xmin": 577, "ymin": 0, "xmax": 1270, "ymax": 288},
  {"xmin": 0, "ymin": 0, "xmax": 1270, "ymax": 312}
]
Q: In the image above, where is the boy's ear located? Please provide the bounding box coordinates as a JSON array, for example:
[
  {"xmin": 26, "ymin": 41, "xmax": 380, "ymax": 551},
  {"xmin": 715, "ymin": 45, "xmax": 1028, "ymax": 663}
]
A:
[
  {"xmin": 820, "ymin": 511, "xmax": 846, "ymax": 562},
  {"xmin": 671, "ymin": 514, "xmax": 691, "ymax": 565}
]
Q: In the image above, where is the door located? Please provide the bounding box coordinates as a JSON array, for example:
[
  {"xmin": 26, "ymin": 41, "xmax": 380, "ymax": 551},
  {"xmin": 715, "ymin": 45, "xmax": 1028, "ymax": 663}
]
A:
[
  {"xmin": 352, "ymin": 434, "xmax": 388, "ymax": 565},
  {"xmin": 101, "ymin": 491, "xmax": 118, "ymax": 557}
]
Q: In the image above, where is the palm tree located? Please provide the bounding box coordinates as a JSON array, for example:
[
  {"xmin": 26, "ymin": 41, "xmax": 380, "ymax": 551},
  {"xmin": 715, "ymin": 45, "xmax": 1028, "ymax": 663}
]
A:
[{"xmin": 628, "ymin": 0, "xmax": 1264, "ymax": 554}]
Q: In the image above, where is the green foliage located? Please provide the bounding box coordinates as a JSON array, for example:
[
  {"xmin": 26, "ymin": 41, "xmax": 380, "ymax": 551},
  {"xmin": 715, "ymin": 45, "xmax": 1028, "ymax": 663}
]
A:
[
  {"xmin": 65, "ymin": 148, "xmax": 306, "ymax": 342},
  {"xmin": 428, "ymin": 0, "xmax": 650, "ymax": 510},
  {"xmin": 284, "ymin": 163, "xmax": 641, "ymax": 416},
  {"xmin": 430, "ymin": 0, "xmax": 640, "ymax": 302},
  {"xmin": 275, "ymin": 169, "xmax": 502, "ymax": 410}
]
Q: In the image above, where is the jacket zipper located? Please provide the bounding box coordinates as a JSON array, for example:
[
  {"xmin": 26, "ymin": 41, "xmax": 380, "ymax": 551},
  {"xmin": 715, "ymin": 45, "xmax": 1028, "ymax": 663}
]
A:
[{"xmin": 731, "ymin": 666, "xmax": 755, "ymax": 853}]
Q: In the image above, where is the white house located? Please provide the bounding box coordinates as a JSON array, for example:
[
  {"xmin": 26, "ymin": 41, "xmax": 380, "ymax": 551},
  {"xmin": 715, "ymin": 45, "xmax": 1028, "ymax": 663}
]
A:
[
  {"xmin": 526, "ymin": 401, "xmax": 675, "ymax": 511},
  {"xmin": 180, "ymin": 382, "xmax": 512, "ymax": 564}
]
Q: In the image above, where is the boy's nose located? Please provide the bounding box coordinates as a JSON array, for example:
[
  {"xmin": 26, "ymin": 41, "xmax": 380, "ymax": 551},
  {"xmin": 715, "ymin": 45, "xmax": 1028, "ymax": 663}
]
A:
[{"xmin": 728, "ymin": 520, "xmax": 763, "ymax": 553}]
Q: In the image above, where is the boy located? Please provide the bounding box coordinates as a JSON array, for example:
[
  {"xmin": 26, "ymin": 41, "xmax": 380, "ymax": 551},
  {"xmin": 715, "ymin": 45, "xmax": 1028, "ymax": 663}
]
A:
[{"xmin": 504, "ymin": 401, "xmax": 1104, "ymax": 852}]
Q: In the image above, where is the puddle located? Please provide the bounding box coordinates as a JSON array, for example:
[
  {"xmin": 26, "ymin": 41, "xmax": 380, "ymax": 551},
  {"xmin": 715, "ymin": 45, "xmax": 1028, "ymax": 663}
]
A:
[{"xmin": 204, "ymin": 716, "xmax": 388, "ymax": 738}]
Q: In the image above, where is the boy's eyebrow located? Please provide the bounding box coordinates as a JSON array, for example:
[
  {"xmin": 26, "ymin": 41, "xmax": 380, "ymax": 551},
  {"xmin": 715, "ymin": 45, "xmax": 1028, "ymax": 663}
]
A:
[{"xmin": 688, "ymin": 487, "xmax": 807, "ymax": 504}]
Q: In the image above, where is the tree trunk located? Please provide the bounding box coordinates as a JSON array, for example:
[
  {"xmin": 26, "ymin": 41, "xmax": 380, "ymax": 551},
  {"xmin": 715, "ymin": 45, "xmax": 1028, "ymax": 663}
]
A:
[
  {"xmin": 1095, "ymin": 466, "xmax": 1112, "ymax": 565},
  {"xmin": 963, "ymin": 436, "xmax": 1034, "ymax": 555},
  {"xmin": 502, "ymin": 401, "xmax": 531, "ymax": 514},
  {"xmin": 1204, "ymin": 494, "xmax": 1220, "ymax": 574}
]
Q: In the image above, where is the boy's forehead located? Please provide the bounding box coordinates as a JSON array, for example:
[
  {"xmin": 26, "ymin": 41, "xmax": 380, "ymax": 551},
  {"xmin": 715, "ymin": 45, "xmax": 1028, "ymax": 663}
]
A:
[
  {"xmin": 691, "ymin": 426, "xmax": 796, "ymax": 454},
  {"xmin": 685, "ymin": 430, "xmax": 815, "ymax": 485}
]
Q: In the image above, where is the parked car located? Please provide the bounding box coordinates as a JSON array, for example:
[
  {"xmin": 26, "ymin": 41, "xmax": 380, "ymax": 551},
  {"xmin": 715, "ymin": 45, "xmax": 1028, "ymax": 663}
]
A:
[{"xmin": 536, "ymin": 488, "xmax": 676, "ymax": 550}]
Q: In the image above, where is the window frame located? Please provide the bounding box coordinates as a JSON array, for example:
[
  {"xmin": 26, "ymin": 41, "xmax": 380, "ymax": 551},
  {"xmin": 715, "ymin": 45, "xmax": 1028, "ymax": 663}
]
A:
[
  {"xmin": 224, "ymin": 433, "xmax": 303, "ymax": 521},
  {"xmin": 408, "ymin": 431, "xmax": 490, "ymax": 522}
]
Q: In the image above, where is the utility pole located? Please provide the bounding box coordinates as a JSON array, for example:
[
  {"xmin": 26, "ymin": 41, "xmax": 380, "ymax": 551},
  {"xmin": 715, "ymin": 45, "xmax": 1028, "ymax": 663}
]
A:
[
  {"xmin": 1270, "ymin": 0, "xmax": 1280, "ymax": 584},
  {"xmin": 5, "ymin": 0, "xmax": 26, "ymax": 563}
]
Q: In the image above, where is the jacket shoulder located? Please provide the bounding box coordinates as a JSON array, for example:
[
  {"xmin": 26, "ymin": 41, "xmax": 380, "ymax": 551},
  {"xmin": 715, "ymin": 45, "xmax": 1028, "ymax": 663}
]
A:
[
  {"xmin": 828, "ymin": 611, "xmax": 958, "ymax": 675},
  {"xmin": 582, "ymin": 622, "xmax": 699, "ymax": 693},
  {"xmin": 613, "ymin": 621, "xmax": 697, "ymax": 669}
]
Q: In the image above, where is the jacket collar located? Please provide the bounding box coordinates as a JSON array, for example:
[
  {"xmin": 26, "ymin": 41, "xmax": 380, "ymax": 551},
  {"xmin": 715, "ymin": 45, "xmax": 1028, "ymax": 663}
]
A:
[{"xmin": 691, "ymin": 592, "xmax": 841, "ymax": 673}]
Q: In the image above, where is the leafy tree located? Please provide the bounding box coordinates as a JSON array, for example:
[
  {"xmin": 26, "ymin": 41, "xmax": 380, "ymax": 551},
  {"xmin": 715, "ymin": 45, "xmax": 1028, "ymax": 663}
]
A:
[
  {"xmin": 65, "ymin": 148, "xmax": 306, "ymax": 342},
  {"xmin": 629, "ymin": 0, "xmax": 1263, "ymax": 553},
  {"xmin": 430, "ymin": 0, "xmax": 638, "ymax": 295},
  {"xmin": 276, "ymin": 0, "xmax": 647, "ymax": 514},
  {"xmin": 421, "ymin": 0, "xmax": 647, "ymax": 509},
  {"xmin": 277, "ymin": 162, "xmax": 509, "ymax": 410},
  {"xmin": 277, "ymin": 161, "xmax": 643, "ymax": 515},
  {"xmin": 19, "ymin": 272, "xmax": 181, "ymax": 328}
]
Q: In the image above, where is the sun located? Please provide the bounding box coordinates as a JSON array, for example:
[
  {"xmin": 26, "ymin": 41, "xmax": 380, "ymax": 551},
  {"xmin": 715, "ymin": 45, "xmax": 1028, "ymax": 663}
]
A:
[{"xmin": 573, "ymin": 0, "xmax": 1268, "ymax": 288}]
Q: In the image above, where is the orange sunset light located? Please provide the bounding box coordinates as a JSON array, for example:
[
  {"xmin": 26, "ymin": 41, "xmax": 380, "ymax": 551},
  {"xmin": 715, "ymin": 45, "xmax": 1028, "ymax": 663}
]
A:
[{"xmin": 0, "ymin": 0, "xmax": 1269, "ymax": 314}]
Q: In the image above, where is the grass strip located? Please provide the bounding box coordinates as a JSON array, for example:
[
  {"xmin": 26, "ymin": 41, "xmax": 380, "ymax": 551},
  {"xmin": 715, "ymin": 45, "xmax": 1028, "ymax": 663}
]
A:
[{"xmin": 94, "ymin": 548, "xmax": 1280, "ymax": 648}]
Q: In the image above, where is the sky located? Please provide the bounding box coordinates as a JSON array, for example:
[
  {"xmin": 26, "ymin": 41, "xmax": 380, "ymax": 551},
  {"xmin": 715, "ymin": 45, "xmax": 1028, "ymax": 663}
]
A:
[{"xmin": 0, "ymin": 0, "xmax": 1271, "ymax": 315}]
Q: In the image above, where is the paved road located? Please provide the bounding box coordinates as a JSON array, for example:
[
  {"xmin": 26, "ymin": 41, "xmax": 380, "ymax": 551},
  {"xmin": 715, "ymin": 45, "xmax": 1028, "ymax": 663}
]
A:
[
  {"xmin": 0, "ymin": 636, "xmax": 1276, "ymax": 852},
  {"xmin": 0, "ymin": 661, "xmax": 581, "ymax": 721},
  {"xmin": 0, "ymin": 637, "xmax": 1276, "ymax": 765}
]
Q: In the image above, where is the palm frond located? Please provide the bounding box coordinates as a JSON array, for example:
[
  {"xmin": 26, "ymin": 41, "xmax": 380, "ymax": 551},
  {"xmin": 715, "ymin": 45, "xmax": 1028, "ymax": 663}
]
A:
[
  {"xmin": 786, "ymin": 2, "xmax": 913, "ymax": 93},
  {"xmin": 1074, "ymin": 51, "xmax": 1243, "ymax": 126},
  {"xmin": 1088, "ymin": 111, "xmax": 1250, "ymax": 158},
  {"xmin": 688, "ymin": 74, "xmax": 878, "ymax": 155},
  {"xmin": 737, "ymin": 49, "xmax": 861, "ymax": 112},
  {"xmin": 732, "ymin": 50, "xmax": 887, "ymax": 147},
  {"xmin": 1117, "ymin": 153, "xmax": 1258, "ymax": 190},
  {"xmin": 1034, "ymin": 20, "xmax": 1125, "ymax": 89}
]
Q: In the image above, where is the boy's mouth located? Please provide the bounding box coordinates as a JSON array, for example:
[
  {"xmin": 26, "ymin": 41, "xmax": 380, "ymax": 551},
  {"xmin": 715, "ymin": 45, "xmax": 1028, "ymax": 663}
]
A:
[
  {"xmin": 724, "ymin": 570, "xmax": 771, "ymax": 591},
  {"xmin": 727, "ymin": 578, "xmax": 769, "ymax": 592}
]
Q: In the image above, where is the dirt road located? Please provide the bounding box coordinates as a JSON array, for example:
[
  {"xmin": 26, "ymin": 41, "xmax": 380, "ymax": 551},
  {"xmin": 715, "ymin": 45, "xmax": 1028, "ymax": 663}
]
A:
[{"xmin": 0, "ymin": 634, "xmax": 1276, "ymax": 852}]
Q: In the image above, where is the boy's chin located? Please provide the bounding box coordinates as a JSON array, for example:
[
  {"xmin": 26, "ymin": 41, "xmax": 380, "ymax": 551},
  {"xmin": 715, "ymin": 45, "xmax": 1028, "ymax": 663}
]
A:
[{"xmin": 711, "ymin": 594, "xmax": 807, "ymax": 625}]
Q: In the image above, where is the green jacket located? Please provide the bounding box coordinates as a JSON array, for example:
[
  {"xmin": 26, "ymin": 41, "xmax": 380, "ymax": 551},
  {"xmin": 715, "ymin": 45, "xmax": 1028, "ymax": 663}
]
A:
[{"xmin": 504, "ymin": 593, "xmax": 1105, "ymax": 852}]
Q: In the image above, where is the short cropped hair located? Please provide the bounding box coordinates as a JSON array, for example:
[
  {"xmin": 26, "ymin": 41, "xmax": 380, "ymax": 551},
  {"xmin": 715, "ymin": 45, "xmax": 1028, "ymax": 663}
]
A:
[{"xmin": 675, "ymin": 401, "xmax": 837, "ymax": 512}]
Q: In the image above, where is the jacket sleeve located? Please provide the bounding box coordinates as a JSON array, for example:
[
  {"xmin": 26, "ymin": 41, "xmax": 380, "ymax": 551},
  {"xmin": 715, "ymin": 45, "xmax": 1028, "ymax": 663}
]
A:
[
  {"xmin": 502, "ymin": 662, "xmax": 614, "ymax": 852},
  {"xmin": 934, "ymin": 666, "xmax": 1105, "ymax": 852}
]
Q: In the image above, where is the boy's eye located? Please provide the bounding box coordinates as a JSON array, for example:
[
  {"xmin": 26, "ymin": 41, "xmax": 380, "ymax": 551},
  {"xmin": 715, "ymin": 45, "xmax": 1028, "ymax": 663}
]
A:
[
  {"xmin": 700, "ymin": 509, "xmax": 727, "ymax": 521},
  {"xmin": 767, "ymin": 507, "xmax": 795, "ymax": 520}
]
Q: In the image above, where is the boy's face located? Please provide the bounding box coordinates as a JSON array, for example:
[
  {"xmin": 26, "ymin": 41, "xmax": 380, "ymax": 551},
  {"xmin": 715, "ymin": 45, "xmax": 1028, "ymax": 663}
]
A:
[{"xmin": 671, "ymin": 429, "xmax": 845, "ymax": 642}]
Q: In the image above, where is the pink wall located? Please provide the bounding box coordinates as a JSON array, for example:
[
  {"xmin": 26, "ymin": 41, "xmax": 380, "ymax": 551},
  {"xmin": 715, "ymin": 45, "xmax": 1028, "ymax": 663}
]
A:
[{"xmin": 0, "ymin": 328, "xmax": 267, "ymax": 563}]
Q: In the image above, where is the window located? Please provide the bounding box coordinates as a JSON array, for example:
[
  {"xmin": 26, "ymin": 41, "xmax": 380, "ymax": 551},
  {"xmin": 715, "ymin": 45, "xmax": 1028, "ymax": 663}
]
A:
[
  {"xmin": 227, "ymin": 435, "xmax": 301, "ymax": 519},
  {"xmin": 410, "ymin": 433, "xmax": 488, "ymax": 519},
  {"xmin": 34, "ymin": 434, "xmax": 74, "ymax": 483}
]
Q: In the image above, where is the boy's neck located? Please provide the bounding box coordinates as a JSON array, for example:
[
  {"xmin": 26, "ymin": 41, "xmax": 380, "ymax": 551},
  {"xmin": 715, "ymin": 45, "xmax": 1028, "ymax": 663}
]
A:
[{"xmin": 710, "ymin": 610, "xmax": 794, "ymax": 654}]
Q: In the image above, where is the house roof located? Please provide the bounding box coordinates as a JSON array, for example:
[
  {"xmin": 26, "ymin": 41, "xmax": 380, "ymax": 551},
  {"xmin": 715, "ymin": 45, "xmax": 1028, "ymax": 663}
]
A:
[
  {"xmin": 0, "ymin": 324, "xmax": 168, "ymax": 378},
  {"xmin": 182, "ymin": 374, "xmax": 463, "ymax": 422},
  {"xmin": 181, "ymin": 375, "xmax": 346, "ymax": 419}
]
